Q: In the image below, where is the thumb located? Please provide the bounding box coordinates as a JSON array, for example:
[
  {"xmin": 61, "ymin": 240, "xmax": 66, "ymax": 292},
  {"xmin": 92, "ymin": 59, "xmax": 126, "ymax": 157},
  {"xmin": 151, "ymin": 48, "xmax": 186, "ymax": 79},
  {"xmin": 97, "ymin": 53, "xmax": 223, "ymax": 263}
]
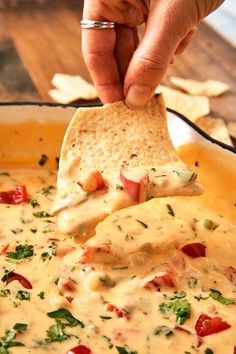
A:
[{"xmin": 124, "ymin": 0, "xmax": 196, "ymax": 108}]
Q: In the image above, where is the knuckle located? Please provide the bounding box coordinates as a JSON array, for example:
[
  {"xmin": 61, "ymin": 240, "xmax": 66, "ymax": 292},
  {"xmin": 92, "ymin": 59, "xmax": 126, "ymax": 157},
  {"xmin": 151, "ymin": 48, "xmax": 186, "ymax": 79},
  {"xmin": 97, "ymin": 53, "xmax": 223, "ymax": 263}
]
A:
[{"xmin": 134, "ymin": 51, "xmax": 169, "ymax": 72}]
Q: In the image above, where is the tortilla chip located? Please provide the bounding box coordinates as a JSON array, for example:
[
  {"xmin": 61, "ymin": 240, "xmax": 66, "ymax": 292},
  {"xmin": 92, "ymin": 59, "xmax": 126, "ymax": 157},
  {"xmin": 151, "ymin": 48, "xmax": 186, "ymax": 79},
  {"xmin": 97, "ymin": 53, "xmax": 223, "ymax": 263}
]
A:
[
  {"xmin": 49, "ymin": 73, "xmax": 97, "ymax": 103},
  {"xmin": 170, "ymin": 77, "xmax": 230, "ymax": 97},
  {"xmin": 196, "ymin": 116, "xmax": 232, "ymax": 146},
  {"xmin": 156, "ymin": 85, "xmax": 210, "ymax": 122},
  {"xmin": 52, "ymin": 94, "xmax": 202, "ymax": 238},
  {"xmin": 227, "ymin": 121, "xmax": 236, "ymax": 140}
]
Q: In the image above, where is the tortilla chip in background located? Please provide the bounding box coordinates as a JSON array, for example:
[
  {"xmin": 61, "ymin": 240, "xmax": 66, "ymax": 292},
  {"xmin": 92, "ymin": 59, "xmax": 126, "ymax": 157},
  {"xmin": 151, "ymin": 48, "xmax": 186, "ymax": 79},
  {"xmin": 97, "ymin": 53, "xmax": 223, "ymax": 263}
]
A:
[
  {"xmin": 170, "ymin": 77, "xmax": 230, "ymax": 97},
  {"xmin": 156, "ymin": 85, "xmax": 210, "ymax": 122},
  {"xmin": 196, "ymin": 116, "xmax": 232, "ymax": 146},
  {"xmin": 49, "ymin": 73, "xmax": 97, "ymax": 103},
  {"xmin": 49, "ymin": 88, "xmax": 82, "ymax": 104}
]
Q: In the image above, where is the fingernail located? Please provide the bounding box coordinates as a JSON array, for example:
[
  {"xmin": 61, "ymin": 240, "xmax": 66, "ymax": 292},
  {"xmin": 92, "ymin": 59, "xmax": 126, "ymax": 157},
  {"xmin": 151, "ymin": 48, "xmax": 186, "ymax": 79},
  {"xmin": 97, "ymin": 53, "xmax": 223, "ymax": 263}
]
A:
[{"xmin": 126, "ymin": 84, "xmax": 152, "ymax": 108}]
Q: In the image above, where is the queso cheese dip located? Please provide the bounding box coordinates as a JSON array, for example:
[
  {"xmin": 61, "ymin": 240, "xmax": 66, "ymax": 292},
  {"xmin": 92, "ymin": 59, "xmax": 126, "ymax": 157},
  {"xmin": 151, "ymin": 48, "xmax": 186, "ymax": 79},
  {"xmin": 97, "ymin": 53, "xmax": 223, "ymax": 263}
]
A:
[{"xmin": 0, "ymin": 142, "xmax": 236, "ymax": 354}]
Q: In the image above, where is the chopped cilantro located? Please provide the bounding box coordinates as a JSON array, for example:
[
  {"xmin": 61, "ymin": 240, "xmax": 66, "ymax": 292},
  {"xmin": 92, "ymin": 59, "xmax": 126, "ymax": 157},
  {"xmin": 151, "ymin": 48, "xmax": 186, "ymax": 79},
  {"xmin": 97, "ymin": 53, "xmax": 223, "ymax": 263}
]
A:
[
  {"xmin": 0, "ymin": 324, "xmax": 26, "ymax": 351},
  {"xmin": 13, "ymin": 323, "xmax": 27, "ymax": 331},
  {"xmin": 203, "ymin": 219, "xmax": 214, "ymax": 230},
  {"xmin": 0, "ymin": 289, "xmax": 10, "ymax": 297},
  {"xmin": 45, "ymin": 319, "xmax": 68, "ymax": 343},
  {"xmin": 210, "ymin": 289, "xmax": 234, "ymax": 305},
  {"xmin": 194, "ymin": 294, "xmax": 209, "ymax": 301},
  {"xmin": 166, "ymin": 204, "xmax": 175, "ymax": 216},
  {"xmin": 41, "ymin": 242, "xmax": 57, "ymax": 262},
  {"xmin": 153, "ymin": 325, "xmax": 174, "ymax": 337},
  {"xmin": 7, "ymin": 244, "xmax": 34, "ymax": 260},
  {"xmin": 103, "ymin": 335, "xmax": 113, "ymax": 349},
  {"xmin": 116, "ymin": 346, "xmax": 138, "ymax": 354},
  {"xmin": 100, "ymin": 315, "xmax": 112, "ymax": 321},
  {"xmin": 10, "ymin": 228, "xmax": 23, "ymax": 235},
  {"xmin": 1, "ymin": 270, "xmax": 14, "ymax": 283},
  {"xmin": 159, "ymin": 299, "xmax": 191, "ymax": 325},
  {"xmin": 188, "ymin": 277, "xmax": 198, "ymax": 289},
  {"xmin": 33, "ymin": 211, "xmax": 52, "ymax": 218},
  {"xmin": 39, "ymin": 185, "xmax": 55, "ymax": 197},
  {"xmin": 47, "ymin": 308, "xmax": 84, "ymax": 328},
  {"xmin": 170, "ymin": 291, "xmax": 186, "ymax": 299},
  {"xmin": 16, "ymin": 290, "xmax": 31, "ymax": 301},
  {"xmin": 205, "ymin": 349, "xmax": 214, "ymax": 354},
  {"xmin": 112, "ymin": 266, "xmax": 128, "ymax": 270},
  {"xmin": 136, "ymin": 219, "xmax": 148, "ymax": 228},
  {"xmin": 38, "ymin": 154, "xmax": 48, "ymax": 166},
  {"xmin": 37, "ymin": 291, "xmax": 45, "ymax": 299},
  {"xmin": 28, "ymin": 199, "xmax": 39, "ymax": 208}
]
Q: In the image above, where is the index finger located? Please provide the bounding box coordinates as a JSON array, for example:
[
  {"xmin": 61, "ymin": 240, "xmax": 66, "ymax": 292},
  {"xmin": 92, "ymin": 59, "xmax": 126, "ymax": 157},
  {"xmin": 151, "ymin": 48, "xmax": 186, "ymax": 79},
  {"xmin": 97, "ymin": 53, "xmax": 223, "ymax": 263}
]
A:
[{"xmin": 82, "ymin": 24, "xmax": 124, "ymax": 103}]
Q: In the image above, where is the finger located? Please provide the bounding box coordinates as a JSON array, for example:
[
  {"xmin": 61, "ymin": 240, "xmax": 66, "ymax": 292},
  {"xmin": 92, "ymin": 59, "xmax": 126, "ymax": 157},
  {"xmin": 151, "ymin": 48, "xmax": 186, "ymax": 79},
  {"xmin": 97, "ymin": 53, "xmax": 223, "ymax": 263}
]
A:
[
  {"xmin": 82, "ymin": 6, "xmax": 124, "ymax": 103},
  {"xmin": 124, "ymin": 1, "xmax": 195, "ymax": 108},
  {"xmin": 114, "ymin": 26, "xmax": 137, "ymax": 82},
  {"xmin": 174, "ymin": 27, "xmax": 197, "ymax": 55}
]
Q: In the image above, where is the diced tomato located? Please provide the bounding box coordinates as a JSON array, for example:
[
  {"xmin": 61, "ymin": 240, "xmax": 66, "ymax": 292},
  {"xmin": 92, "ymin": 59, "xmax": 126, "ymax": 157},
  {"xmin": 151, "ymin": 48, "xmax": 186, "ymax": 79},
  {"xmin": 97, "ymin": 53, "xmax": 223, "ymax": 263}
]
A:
[
  {"xmin": 106, "ymin": 304, "xmax": 130, "ymax": 320},
  {"xmin": 195, "ymin": 314, "xmax": 231, "ymax": 337},
  {"xmin": 196, "ymin": 336, "xmax": 204, "ymax": 348},
  {"xmin": 66, "ymin": 345, "xmax": 91, "ymax": 354},
  {"xmin": 58, "ymin": 278, "xmax": 76, "ymax": 296},
  {"xmin": 181, "ymin": 243, "xmax": 206, "ymax": 258},
  {"xmin": 233, "ymin": 346, "xmax": 236, "ymax": 354},
  {"xmin": 65, "ymin": 296, "xmax": 73, "ymax": 303},
  {"xmin": 6, "ymin": 271, "xmax": 32, "ymax": 289},
  {"xmin": 142, "ymin": 272, "xmax": 176, "ymax": 291},
  {"xmin": 1, "ymin": 244, "xmax": 10, "ymax": 254},
  {"xmin": 119, "ymin": 169, "xmax": 148, "ymax": 203},
  {"xmin": 77, "ymin": 171, "xmax": 105, "ymax": 193},
  {"xmin": 0, "ymin": 185, "xmax": 28, "ymax": 205}
]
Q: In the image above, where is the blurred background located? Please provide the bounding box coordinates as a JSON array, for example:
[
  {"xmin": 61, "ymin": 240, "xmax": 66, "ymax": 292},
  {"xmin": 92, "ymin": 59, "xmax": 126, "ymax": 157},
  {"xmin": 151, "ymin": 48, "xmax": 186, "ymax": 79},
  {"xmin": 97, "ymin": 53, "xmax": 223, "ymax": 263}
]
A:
[{"xmin": 0, "ymin": 0, "xmax": 235, "ymax": 123}]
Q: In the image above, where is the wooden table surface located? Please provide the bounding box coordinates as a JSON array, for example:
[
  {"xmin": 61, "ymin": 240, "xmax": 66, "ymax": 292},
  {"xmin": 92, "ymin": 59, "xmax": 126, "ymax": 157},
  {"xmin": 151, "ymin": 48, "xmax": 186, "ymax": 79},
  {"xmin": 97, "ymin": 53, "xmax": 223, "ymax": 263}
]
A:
[{"xmin": 0, "ymin": 0, "xmax": 236, "ymax": 122}]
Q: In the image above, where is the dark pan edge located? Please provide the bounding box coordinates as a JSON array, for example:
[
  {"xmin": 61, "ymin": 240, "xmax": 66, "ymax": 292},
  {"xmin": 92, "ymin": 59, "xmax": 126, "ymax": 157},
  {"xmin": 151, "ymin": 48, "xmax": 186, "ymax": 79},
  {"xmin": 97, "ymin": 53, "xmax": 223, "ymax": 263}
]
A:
[{"xmin": 0, "ymin": 101, "xmax": 235, "ymax": 154}]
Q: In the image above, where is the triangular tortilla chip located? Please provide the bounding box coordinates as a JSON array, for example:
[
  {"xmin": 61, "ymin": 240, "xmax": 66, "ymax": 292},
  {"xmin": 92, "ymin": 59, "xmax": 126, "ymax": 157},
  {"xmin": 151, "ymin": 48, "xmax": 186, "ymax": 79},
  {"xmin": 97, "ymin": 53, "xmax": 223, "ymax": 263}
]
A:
[
  {"xmin": 196, "ymin": 116, "xmax": 232, "ymax": 146},
  {"xmin": 170, "ymin": 76, "xmax": 230, "ymax": 97},
  {"xmin": 52, "ymin": 94, "xmax": 202, "ymax": 239},
  {"xmin": 156, "ymin": 85, "xmax": 210, "ymax": 122},
  {"xmin": 49, "ymin": 73, "xmax": 97, "ymax": 103}
]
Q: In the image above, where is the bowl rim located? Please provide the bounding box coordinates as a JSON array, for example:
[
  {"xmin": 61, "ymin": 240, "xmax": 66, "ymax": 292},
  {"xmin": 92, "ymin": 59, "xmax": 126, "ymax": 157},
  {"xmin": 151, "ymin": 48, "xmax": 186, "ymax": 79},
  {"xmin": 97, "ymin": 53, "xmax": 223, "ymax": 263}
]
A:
[{"xmin": 0, "ymin": 101, "xmax": 235, "ymax": 154}]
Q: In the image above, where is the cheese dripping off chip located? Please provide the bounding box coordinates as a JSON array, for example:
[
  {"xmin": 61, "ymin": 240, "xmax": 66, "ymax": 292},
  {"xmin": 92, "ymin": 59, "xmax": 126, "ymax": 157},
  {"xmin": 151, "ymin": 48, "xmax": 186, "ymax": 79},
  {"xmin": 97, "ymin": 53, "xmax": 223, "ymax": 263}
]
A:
[
  {"xmin": 52, "ymin": 94, "xmax": 202, "ymax": 239},
  {"xmin": 156, "ymin": 85, "xmax": 210, "ymax": 122},
  {"xmin": 170, "ymin": 76, "xmax": 230, "ymax": 97}
]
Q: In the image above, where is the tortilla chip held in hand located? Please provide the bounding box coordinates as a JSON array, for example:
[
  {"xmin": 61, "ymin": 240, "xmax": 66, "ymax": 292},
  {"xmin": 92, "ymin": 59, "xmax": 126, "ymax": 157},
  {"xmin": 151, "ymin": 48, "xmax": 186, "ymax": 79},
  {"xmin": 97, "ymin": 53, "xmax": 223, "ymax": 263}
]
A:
[{"xmin": 52, "ymin": 94, "xmax": 202, "ymax": 239}]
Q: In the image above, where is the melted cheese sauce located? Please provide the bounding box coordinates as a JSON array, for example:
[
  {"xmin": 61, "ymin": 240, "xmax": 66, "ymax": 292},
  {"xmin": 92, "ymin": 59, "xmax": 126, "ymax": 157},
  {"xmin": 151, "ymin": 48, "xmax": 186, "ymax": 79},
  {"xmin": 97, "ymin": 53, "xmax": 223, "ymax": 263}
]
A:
[{"xmin": 0, "ymin": 142, "xmax": 236, "ymax": 354}]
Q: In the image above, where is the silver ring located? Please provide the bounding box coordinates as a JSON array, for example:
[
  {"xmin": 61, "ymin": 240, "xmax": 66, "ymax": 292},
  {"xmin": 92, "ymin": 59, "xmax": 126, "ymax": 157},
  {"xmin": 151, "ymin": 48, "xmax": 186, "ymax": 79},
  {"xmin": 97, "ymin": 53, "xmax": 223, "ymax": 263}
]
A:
[{"xmin": 80, "ymin": 20, "xmax": 115, "ymax": 29}]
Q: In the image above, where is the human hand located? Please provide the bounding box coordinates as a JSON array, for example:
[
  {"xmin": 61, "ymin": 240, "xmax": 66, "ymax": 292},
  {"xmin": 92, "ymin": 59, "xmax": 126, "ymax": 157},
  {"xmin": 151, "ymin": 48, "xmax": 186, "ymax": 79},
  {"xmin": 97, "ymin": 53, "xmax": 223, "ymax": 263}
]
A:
[{"xmin": 82, "ymin": 0, "xmax": 224, "ymax": 108}]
